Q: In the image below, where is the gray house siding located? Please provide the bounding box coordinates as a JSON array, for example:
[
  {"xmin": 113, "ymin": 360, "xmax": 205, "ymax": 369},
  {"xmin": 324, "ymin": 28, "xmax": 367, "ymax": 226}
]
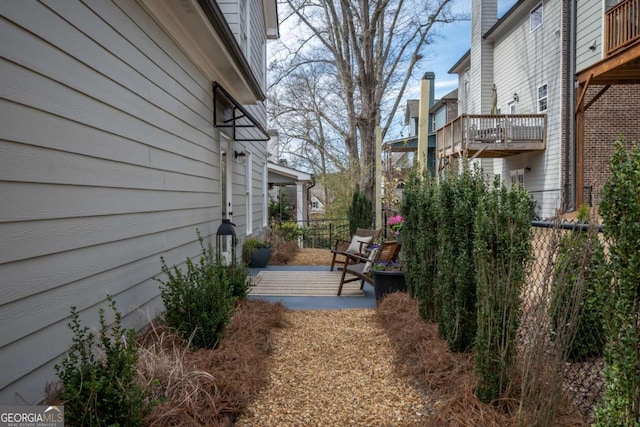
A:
[
  {"xmin": 493, "ymin": 0, "xmax": 564, "ymax": 219},
  {"xmin": 0, "ymin": 0, "xmax": 269, "ymax": 404},
  {"xmin": 576, "ymin": 0, "xmax": 604, "ymax": 71}
]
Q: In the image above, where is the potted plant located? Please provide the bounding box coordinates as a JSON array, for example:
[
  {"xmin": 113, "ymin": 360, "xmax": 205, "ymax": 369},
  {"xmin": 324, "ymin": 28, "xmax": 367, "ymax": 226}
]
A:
[
  {"xmin": 371, "ymin": 260, "xmax": 406, "ymax": 305},
  {"xmin": 387, "ymin": 215, "xmax": 404, "ymax": 243},
  {"xmin": 242, "ymin": 236, "xmax": 272, "ymax": 268}
]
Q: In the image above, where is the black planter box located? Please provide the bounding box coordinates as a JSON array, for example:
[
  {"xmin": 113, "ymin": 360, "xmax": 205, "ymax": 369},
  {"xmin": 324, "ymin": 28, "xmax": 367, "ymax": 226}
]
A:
[
  {"xmin": 372, "ymin": 270, "xmax": 406, "ymax": 305},
  {"xmin": 249, "ymin": 247, "xmax": 272, "ymax": 268}
]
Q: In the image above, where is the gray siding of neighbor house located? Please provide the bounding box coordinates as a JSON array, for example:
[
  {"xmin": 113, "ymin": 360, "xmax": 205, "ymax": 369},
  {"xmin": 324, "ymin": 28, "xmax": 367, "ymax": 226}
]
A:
[
  {"xmin": 492, "ymin": 0, "xmax": 564, "ymax": 219},
  {"xmin": 576, "ymin": 0, "xmax": 604, "ymax": 72},
  {"xmin": 0, "ymin": 0, "xmax": 265, "ymax": 404}
]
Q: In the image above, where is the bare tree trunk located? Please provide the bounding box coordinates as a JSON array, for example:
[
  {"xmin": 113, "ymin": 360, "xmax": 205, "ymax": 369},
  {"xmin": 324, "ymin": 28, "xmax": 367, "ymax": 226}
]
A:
[{"xmin": 271, "ymin": 0, "xmax": 461, "ymax": 215}]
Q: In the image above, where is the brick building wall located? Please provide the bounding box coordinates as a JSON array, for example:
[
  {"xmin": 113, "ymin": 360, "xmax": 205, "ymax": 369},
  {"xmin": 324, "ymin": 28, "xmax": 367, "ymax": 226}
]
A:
[{"xmin": 583, "ymin": 84, "xmax": 640, "ymax": 207}]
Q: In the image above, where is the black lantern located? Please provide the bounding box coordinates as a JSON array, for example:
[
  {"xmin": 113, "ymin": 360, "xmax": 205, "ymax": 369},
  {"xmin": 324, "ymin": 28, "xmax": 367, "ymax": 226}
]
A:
[{"xmin": 216, "ymin": 219, "xmax": 237, "ymax": 266}]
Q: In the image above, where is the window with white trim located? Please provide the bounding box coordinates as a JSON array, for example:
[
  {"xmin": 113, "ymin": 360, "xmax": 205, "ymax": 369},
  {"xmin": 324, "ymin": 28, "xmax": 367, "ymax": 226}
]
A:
[
  {"xmin": 530, "ymin": 3, "xmax": 543, "ymax": 32},
  {"xmin": 245, "ymin": 151, "xmax": 253, "ymax": 234},
  {"xmin": 262, "ymin": 164, "xmax": 268, "ymax": 227},
  {"xmin": 510, "ymin": 169, "xmax": 525, "ymax": 189},
  {"xmin": 537, "ymin": 84, "xmax": 548, "ymax": 112}
]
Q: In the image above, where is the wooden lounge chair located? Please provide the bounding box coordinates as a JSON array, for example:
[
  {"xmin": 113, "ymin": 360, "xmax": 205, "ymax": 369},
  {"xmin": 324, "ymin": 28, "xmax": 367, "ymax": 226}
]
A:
[
  {"xmin": 336, "ymin": 240, "xmax": 401, "ymax": 296},
  {"xmin": 330, "ymin": 228, "xmax": 381, "ymax": 271}
]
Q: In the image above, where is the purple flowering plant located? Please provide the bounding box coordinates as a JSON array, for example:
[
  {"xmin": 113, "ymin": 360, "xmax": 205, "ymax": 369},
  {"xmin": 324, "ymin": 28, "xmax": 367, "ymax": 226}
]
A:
[{"xmin": 372, "ymin": 260, "xmax": 403, "ymax": 272}]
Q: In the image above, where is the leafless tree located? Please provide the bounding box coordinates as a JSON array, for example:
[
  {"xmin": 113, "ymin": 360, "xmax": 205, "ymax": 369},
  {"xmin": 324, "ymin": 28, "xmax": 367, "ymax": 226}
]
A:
[{"xmin": 268, "ymin": 0, "xmax": 463, "ymax": 205}]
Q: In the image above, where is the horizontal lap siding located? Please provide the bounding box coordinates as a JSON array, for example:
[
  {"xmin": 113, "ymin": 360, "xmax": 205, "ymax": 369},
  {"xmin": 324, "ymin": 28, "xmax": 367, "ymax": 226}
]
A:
[
  {"xmin": 492, "ymin": 0, "xmax": 563, "ymax": 219},
  {"xmin": 576, "ymin": 0, "xmax": 603, "ymax": 71},
  {"xmin": 0, "ymin": 0, "xmax": 222, "ymax": 403}
]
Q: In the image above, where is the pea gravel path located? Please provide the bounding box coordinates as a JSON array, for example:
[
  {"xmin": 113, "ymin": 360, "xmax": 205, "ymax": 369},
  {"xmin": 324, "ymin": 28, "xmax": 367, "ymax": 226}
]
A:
[{"xmin": 235, "ymin": 309, "xmax": 430, "ymax": 426}]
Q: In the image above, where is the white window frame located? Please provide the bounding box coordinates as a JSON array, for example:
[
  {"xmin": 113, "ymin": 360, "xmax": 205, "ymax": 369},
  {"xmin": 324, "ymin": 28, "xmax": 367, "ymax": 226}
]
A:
[
  {"xmin": 245, "ymin": 151, "xmax": 253, "ymax": 235},
  {"xmin": 507, "ymin": 101, "xmax": 516, "ymax": 115},
  {"xmin": 537, "ymin": 83, "xmax": 548, "ymax": 112},
  {"xmin": 463, "ymin": 68, "xmax": 470, "ymax": 113},
  {"xmin": 262, "ymin": 163, "xmax": 268, "ymax": 228},
  {"xmin": 510, "ymin": 169, "xmax": 525, "ymax": 189},
  {"xmin": 220, "ymin": 135, "xmax": 233, "ymax": 221},
  {"xmin": 530, "ymin": 3, "xmax": 543, "ymax": 32}
]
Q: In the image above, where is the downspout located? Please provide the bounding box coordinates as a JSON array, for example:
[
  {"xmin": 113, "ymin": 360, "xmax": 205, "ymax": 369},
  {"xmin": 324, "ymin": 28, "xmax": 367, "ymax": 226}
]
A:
[{"xmin": 564, "ymin": 0, "xmax": 577, "ymax": 211}]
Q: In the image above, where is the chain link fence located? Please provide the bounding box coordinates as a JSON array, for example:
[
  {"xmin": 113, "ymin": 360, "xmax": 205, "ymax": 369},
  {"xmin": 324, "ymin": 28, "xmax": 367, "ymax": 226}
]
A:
[{"xmin": 522, "ymin": 220, "xmax": 606, "ymax": 424}]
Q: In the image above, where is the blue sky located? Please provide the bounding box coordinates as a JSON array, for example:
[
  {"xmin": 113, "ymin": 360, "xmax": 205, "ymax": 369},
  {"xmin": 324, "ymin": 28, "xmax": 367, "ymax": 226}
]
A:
[{"xmin": 416, "ymin": 0, "xmax": 519, "ymax": 100}]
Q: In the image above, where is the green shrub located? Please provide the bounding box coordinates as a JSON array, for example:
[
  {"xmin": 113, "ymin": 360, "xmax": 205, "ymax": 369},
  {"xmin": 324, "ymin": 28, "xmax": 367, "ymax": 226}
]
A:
[
  {"xmin": 550, "ymin": 208, "xmax": 607, "ymax": 363},
  {"xmin": 157, "ymin": 232, "xmax": 238, "ymax": 349},
  {"xmin": 437, "ymin": 166, "xmax": 485, "ymax": 352},
  {"xmin": 55, "ymin": 296, "xmax": 148, "ymax": 426},
  {"xmin": 348, "ymin": 188, "xmax": 373, "ymax": 235},
  {"xmin": 595, "ymin": 140, "xmax": 640, "ymax": 427},
  {"xmin": 401, "ymin": 166, "xmax": 439, "ymax": 322},
  {"xmin": 474, "ymin": 179, "xmax": 534, "ymax": 403},
  {"xmin": 268, "ymin": 190, "xmax": 292, "ymax": 222},
  {"xmin": 268, "ymin": 221, "xmax": 303, "ymax": 243},
  {"xmin": 242, "ymin": 236, "xmax": 272, "ymax": 263}
]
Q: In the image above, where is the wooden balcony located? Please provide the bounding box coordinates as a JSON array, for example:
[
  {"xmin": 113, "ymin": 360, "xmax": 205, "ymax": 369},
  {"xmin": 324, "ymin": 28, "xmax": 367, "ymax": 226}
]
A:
[
  {"xmin": 436, "ymin": 114, "xmax": 547, "ymax": 159},
  {"xmin": 606, "ymin": 0, "xmax": 640, "ymax": 57}
]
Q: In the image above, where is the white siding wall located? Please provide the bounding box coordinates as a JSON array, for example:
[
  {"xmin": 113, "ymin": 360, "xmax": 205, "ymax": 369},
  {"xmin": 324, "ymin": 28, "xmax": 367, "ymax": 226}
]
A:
[
  {"xmin": 492, "ymin": 0, "xmax": 564, "ymax": 218},
  {"xmin": 0, "ymin": 0, "xmax": 230, "ymax": 404}
]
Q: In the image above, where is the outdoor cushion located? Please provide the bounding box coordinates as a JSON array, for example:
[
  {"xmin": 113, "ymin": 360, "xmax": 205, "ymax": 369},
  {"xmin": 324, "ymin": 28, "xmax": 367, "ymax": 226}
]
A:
[
  {"xmin": 362, "ymin": 247, "xmax": 379, "ymax": 274},
  {"xmin": 346, "ymin": 235, "xmax": 373, "ymax": 254}
]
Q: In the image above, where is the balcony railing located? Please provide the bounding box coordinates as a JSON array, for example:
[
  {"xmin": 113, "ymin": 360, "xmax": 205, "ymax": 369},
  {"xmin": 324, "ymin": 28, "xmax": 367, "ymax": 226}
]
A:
[
  {"xmin": 436, "ymin": 114, "xmax": 547, "ymax": 159},
  {"xmin": 605, "ymin": 0, "xmax": 640, "ymax": 56}
]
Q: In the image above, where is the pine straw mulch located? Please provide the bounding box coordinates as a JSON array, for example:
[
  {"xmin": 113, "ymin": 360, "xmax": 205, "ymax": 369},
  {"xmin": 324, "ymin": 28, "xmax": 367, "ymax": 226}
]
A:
[
  {"xmin": 136, "ymin": 299, "xmax": 290, "ymax": 426},
  {"xmin": 137, "ymin": 291, "xmax": 586, "ymax": 426}
]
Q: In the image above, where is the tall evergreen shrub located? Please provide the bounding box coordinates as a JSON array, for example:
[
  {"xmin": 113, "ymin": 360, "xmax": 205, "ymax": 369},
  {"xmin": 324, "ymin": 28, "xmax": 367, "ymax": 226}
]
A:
[
  {"xmin": 401, "ymin": 166, "xmax": 439, "ymax": 321},
  {"xmin": 437, "ymin": 166, "xmax": 485, "ymax": 352},
  {"xmin": 474, "ymin": 179, "xmax": 534, "ymax": 403},
  {"xmin": 400, "ymin": 166, "xmax": 420, "ymax": 297},
  {"xmin": 348, "ymin": 188, "xmax": 373, "ymax": 235},
  {"xmin": 595, "ymin": 141, "xmax": 640, "ymax": 426}
]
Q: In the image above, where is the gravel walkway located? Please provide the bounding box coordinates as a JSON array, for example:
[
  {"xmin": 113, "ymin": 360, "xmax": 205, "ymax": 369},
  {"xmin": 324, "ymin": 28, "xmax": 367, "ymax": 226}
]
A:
[{"xmin": 235, "ymin": 309, "xmax": 429, "ymax": 426}]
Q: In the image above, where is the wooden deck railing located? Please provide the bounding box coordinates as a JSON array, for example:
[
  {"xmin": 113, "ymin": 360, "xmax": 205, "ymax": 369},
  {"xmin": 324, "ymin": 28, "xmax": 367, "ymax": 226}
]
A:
[
  {"xmin": 436, "ymin": 114, "xmax": 547, "ymax": 159},
  {"xmin": 605, "ymin": 0, "xmax": 640, "ymax": 56}
]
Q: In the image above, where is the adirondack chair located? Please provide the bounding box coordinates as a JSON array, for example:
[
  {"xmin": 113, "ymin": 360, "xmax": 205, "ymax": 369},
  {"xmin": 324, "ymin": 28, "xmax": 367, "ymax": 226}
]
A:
[
  {"xmin": 330, "ymin": 228, "xmax": 382, "ymax": 271},
  {"xmin": 336, "ymin": 240, "xmax": 401, "ymax": 296}
]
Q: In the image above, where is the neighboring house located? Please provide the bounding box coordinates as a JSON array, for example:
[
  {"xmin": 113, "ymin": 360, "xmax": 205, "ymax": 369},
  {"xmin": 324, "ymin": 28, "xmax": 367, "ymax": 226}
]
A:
[
  {"xmin": 309, "ymin": 184, "xmax": 326, "ymax": 217},
  {"xmin": 437, "ymin": 0, "xmax": 639, "ymax": 218},
  {"xmin": 267, "ymin": 161, "xmax": 313, "ymax": 223},
  {"xmin": 383, "ymin": 72, "xmax": 437, "ymax": 176},
  {"xmin": 0, "ymin": 0, "xmax": 277, "ymax": 404},
  {"xmin": 431, "ymin": 89, "xmax": 459, "ymax": 136},
  {"xmin": 574, "ymin": 0, "xmax": 640, "ymax": 206}
]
